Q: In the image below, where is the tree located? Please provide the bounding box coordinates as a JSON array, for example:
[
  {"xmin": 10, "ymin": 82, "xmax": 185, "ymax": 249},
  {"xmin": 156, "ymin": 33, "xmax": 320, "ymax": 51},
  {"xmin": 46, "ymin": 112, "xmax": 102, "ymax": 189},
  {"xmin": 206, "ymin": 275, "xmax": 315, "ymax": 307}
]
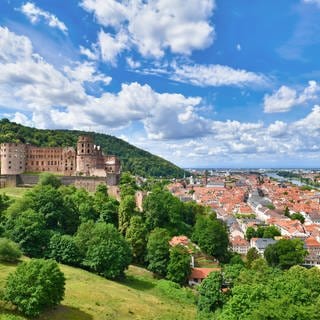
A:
[
  {"xmin": 262, "ymin": 225, "xmax": 281, "ymax": 239},
  {"xmin": 166, "ymin": 245, "xmax": 191, "ymax": 285},
  {"xmin": 25, "ymin": 185, "xmax": 65, "ymax": 230},
  {"xmin": 47, "ymin": 233, "xmax": 83, "ymax": 267},
  {"xmin": 118, "ymin": 195, "xmax": 136, "ymax": 235},
  {"xmin": 76, "ymin": 222, "xmax": 131, "ymax": 279},
  {"xmin": 146, "ymin": 228, "xmax": 170, "ymax": 277},
  {"xmin": 245, "ymin": 226, "xmax": 256, "ymax": 241},
  {"xmin": 192, "ymin": 216, "xmax": 229, "ymax": 261},
  {"xmin": 0, "ymin": 238, "xmax": 22, "ymax": 262},
  {"xmin": 125, "ymin": 215, "xmax": 148, "ymax": 264},
  {"xmin": 290, "ymin": 212, "xmax": 305, "ymax": 224},
  {"xmin": 246, "ymin": 247, "xmax": 260, "ymax": 268},
  {"xmin": 38, "ymin": 172, "xmax": 61, "ymax": 189},
  {"xmin": 197, "ymin": 271, "xmax": 225, "ymax": 314},
  {"xmin": 6, "ymin": 209, "xmax": 49, "ymax": 258},
  {"xmin": 264, "ymin": 238, "xmax": 307, "ymax": 269},
  {"xmin": 120, "ymin": 172, "xmax": 137, "ymax": 198},
  {"xmin": 98, "ymin": 197, "xmax": 119, "ymax": 227},
  {"xmin": 4, "ymin": 259, "xmax": 65, "ymax": 317}
]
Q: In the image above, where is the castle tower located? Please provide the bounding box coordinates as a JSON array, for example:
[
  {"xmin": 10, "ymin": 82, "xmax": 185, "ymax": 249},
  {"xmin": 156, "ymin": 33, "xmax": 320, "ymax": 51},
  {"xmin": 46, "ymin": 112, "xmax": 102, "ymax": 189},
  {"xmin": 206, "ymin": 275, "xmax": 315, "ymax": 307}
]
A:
[
  {"xmin": 0, "ymin": 143, "xmax": 26, "ymax": 175},
  {"xmin": 76, "ymin": 136, "xmax": 95, "ymax": 175}
]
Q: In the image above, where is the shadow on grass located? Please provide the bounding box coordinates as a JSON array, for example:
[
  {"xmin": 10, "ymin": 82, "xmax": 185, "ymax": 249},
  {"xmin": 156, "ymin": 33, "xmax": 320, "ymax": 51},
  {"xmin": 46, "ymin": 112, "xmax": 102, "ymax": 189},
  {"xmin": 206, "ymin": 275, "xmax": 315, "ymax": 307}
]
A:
[
  {"xmin": 40, "ymin": 305, "xmax": 93, "ymax": 320},
  {"xmin": 120, "ymin": 275, "xmax": 155, "ymax": 292}
]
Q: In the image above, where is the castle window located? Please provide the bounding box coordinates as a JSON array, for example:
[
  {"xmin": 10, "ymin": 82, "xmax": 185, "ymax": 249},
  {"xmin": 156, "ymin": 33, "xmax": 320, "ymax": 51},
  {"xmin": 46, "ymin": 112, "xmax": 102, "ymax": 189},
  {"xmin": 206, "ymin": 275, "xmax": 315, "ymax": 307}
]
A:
[
  {"xmin": 8, "ymin": 166, "xmax": 11, "ymax": 169},
  {"xmin": 87, "ymin": 149, "xmax": 90, "ymax": 153},
  {"xmin": 8, "ymin": 161, "xmax": 11, "ymax": 164},
  {"xmin": 82, "ymin": 144, "xmax": 84, "ymax": 147},
  {"xmin": 81, "ymin": 149, "xmax": 84, "ymax": 153}
]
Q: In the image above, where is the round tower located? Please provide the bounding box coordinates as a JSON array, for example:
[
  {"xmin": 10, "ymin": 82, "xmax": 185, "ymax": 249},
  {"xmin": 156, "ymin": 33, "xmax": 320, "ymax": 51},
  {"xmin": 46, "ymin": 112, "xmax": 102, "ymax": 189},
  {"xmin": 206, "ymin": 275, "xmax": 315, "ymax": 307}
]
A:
[
  {"xmin": 76, "ymin": 136, "xmax": 95, "ymax": 175},
  {"xmin": 0, "ymin": 143, "xmax": 26, "ymax": 175}
]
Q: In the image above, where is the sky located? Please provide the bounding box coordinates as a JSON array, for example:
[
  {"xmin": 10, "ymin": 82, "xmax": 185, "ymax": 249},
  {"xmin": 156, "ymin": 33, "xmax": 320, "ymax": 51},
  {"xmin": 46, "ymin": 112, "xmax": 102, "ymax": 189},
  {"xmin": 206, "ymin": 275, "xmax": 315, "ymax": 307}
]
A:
[{"xmin": 1, "ymin": 0, "xmax": 320, "ymax": 168}]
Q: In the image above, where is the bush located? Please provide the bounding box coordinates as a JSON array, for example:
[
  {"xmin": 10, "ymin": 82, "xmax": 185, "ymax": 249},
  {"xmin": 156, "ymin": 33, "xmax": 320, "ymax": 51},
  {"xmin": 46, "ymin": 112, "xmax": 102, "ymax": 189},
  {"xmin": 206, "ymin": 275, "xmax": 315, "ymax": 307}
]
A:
[
  {"xmin": 76, "ymin": 222, "xmax": 132, "ymax": 279},
  {"xmin": 47, "ymin": 233, "xmax": 83, "ymax": 267},
  {"xmin": 0, "ymin": 238, "xmax": 22, "ymax": 262},
  {"xmin": 4, "ymin": 259, "xmax": 65, "ymax": 317}
]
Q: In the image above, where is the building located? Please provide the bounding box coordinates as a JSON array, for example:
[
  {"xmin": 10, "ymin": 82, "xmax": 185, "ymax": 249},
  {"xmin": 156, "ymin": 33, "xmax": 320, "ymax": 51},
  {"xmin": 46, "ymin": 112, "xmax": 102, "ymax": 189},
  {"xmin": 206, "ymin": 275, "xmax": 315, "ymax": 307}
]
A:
[
  {"xmin": 188, "ymin": 267, "xmax": 221, "ymax": 286},
  {"xmin": 0, "ymin": 136, "xmax": 120, "ymax": 185},
  {"xmin": 230, "ymin": 236, "xmax": 250, "ymax": 255},
  {"xmin": 250, "ymin": 238, "xmax": 276, "ymax": 255}
]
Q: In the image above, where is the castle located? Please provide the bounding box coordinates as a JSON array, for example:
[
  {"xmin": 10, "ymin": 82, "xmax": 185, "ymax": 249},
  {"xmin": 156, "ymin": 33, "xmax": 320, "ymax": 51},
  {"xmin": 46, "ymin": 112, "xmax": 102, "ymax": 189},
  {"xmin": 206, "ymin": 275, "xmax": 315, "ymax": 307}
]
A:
[{"xmin": 0, "ymin": 136, "xmax": 121, "ymax": 186}]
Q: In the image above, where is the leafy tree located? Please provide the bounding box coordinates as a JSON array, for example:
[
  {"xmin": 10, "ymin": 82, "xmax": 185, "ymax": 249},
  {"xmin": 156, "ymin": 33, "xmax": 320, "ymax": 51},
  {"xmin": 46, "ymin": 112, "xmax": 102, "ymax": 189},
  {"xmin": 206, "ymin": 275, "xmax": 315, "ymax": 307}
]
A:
[
  {"xmin": 76, "ymin": 222, "xmax": 131, "ymax": 279},
  {"xmin": 192, "ymin": 216, "xmax": 229, "ymax": 261},
  {"xmin": 143, "ymin": 190, "xmax": 190, "ymax": 234},
  {"xmin": 25, "ymin": 185, "xmax": 65, "ymax": 230},
  {"xmin": 264, "ymin": 238, "xmax": 307, "ymax": 269},
  {"xmin": 4, "ymin": 259, "xmax": 65, "ymax": 317},
  {"xmin": 197, "ymin": 271, "xmax": 225, "ymax": 314},
  {"xmin": 74, "ymin": 220, "xmax": 96, "ymax": 256},
  {"xmin": 166, "ymin": 245, "xmax": 191, "ymax": 285},
  {"xmin": 290, "ymin": 212, "xmax": 305, "ymax": 224},
  {"xmin": 98, "ymin": 197, "xmax": 119, "ymax": 227},
  {"xmin": 246, "ymin": 247, "xmax": 260, "ymax": 268},
  {"xmin": 223, "ymin": 264, "xmax": 244, "ymax": 287},
  {"xmin": 146, "ymin": 228, "xmax": 170, "ymax": 277},
  {"xmin": 245, "ymin": 226, "xmax": 256, "ymax": 241},
  {"xmin": 6, "ymin": 209, "xmax": 49, "ymax": 258},
  {"xmin": 0, "ymin": 238, "xmax": 22, "ymax": 262},
  {"xmin": 118, "ymin": 195, "xmax": 136, "ymax": 235},
  {"xmin": 262, "ymin": 225, "xmax": 281, "ymax": 238},
  {"xmin": 38, "ymin": 172, "xmax": 61, "ymax": 189},
  {"xmin": 125, "ymin": 215, "xmax": 148, "ymax": 264},
  {"xmin": 120, "ymin": 172, "xmax": 137, "ymax": 198},
  {"xmin": 47, "ymin": 233, "xmax": 83, "ymax": 267},
  {"xmin": 284, "ymin": 206, "xmax": 290, "ymax": 217}
]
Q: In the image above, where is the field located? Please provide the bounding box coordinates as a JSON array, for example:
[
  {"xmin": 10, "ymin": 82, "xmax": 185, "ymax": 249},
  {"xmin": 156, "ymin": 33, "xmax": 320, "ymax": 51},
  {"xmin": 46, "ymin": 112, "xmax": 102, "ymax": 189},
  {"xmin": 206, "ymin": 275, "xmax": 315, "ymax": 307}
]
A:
[
  {"xmin": 0, "ymin": 187, "xmax": 30, "ymax": 199},
  {"xmin": 0, "ymin": 261, "xmax": 196, "ymax": 320}
]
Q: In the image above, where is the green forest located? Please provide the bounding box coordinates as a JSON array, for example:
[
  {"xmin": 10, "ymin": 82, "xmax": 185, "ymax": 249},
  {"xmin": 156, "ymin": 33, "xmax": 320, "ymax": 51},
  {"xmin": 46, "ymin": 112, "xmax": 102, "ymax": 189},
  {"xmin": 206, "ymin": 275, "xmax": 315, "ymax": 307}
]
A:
[{"xmin": 0, "ymin": 119, "xmax": 186, "ymax": 178}]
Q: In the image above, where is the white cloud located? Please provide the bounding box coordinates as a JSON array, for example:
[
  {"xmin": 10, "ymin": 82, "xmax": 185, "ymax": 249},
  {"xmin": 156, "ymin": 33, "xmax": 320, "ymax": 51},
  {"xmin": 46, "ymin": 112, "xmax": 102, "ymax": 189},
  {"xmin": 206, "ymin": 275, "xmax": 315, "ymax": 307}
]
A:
[
  {"xmin": 264, "ymin": 81, "xmax": 320, "ymax": 113},
  {"xmin": 81, "ymin": 0, "xmax": 215, "ymax": 58},
  {"xmin": 98, "ymin": 29, "xmax": 129, "ymax": 64},
  {"xmin": 126, "ymin": 57, "xmax": 141, "ymax": 69},
  {"xmin": 170, "ymin": 63, "xmax": 268, "ymax": 87},
  {"xmin": 80, "ymin": 45, "xmax": 99, "ymax": 60},
  {"xmin": 20, "ymin": 2, "xmax": 68, "ymax": 34},
  {"xmin": 64, "ymin": 62, "xmax": 111, "ymax": 85},
  {"xmin": 236, "ymin": 44, "xmax": 241, "ymax": 51},
  {"xmin": 303, "ymin": 0, "xmax": 320, "ymax": 6},
  {"xmin": 2, "ymin": 27, "xmax": 320, "ymax": 167}
]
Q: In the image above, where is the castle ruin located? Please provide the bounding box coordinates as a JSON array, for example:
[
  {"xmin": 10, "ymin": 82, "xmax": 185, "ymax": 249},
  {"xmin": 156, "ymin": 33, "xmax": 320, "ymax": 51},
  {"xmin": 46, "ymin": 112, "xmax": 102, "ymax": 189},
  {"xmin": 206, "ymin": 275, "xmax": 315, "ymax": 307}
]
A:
[{"xmin": 0, "ymin": 135, "xmax": 120, "ymax": 186}]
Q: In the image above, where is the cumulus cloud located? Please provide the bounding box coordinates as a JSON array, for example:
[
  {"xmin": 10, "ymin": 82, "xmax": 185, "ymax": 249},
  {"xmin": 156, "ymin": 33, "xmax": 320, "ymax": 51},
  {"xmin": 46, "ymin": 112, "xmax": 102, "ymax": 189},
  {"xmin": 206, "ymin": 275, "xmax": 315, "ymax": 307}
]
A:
[
  {"xmin": 20, "ymin": 2, "xmax": 68, "ymax": 34},
  {"xmin": 2, "ymin": 26, "xmax": 320, "ymax": 167},
  {"xmin": 81, "ymin": 0, "xmax": 215, "ymax": 58},
  {"xmin": 170, "ymin": 63, "xmax": 268, "ymax": 88},
  {"xmin": 264, "ymin": 81, "xmax": 320, "ymax": 113},
  {"xmin": 98, "ymin": 29, "xmax": 129, "ymax": 64}
]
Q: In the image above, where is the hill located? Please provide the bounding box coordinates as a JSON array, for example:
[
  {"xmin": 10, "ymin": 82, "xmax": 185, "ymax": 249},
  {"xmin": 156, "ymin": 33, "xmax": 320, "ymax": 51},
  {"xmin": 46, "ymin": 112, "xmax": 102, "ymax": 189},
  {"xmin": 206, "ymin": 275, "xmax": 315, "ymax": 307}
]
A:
[
  {"xmin": 0, "ymin": 261, "xmax": 196, "ymax": 320},
  {"xmin": 0, "ymin": 119, "xmax": 186, "ymax": 178}
]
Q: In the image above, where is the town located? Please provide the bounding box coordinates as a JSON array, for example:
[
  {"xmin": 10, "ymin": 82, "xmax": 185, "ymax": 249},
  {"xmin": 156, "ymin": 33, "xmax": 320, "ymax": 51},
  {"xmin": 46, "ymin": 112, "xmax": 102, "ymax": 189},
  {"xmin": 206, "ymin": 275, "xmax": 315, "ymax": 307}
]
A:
[{"xmin": 168, "ymin": 170, "xmax": 320, "ymax": 267}]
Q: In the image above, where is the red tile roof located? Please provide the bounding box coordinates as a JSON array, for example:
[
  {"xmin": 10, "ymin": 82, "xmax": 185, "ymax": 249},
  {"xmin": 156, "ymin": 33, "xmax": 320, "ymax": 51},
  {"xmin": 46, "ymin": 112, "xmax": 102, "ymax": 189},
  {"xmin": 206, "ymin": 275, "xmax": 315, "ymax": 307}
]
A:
[{"xmin": 189, "ymin": 267, "xmax": 221, "ymax": 280}]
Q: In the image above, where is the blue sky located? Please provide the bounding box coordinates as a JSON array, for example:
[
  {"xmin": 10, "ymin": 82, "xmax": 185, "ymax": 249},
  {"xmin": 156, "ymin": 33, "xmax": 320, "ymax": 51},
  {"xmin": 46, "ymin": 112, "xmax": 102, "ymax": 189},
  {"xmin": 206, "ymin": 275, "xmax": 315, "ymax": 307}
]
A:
[{"xmin": 1, "ymin": 0, "xmax": 320, "ymax": 168}]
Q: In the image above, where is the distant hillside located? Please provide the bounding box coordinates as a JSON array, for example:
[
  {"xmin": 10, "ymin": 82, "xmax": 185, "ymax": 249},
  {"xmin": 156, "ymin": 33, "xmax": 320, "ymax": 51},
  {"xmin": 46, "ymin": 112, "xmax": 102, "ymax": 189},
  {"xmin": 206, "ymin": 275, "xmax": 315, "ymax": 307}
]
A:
[{"xmin": 0, "ymin": 119, "xmax": 186, "ymax": 178}]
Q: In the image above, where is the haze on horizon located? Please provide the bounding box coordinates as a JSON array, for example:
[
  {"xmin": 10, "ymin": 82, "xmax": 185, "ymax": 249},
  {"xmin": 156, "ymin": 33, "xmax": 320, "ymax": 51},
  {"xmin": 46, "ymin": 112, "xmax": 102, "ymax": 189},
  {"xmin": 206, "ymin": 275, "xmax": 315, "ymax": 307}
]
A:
[{"xmin": 1, "ymin": 0, "xmax": 320, "ymax": 169}]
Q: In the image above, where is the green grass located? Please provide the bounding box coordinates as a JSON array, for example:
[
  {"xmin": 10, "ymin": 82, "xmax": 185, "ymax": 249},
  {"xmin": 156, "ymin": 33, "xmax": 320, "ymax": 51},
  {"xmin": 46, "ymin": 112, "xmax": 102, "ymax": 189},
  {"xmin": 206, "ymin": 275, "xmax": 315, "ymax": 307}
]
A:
[
  {"xmin": 0, "ymin": 188, "xmax": 30, "ymax": 199},
  {"xmin": 0, "ymin": 261, "xmax": 196, "ymax": 320}
]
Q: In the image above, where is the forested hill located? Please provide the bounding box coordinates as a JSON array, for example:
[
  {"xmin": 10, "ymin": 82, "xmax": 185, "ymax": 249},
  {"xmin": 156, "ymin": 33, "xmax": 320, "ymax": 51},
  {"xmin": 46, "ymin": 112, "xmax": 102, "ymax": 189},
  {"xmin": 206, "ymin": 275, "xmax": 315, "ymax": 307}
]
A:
[{"xmin": 0, "ymin": 119, "xmax": 186, "ymax": 178}]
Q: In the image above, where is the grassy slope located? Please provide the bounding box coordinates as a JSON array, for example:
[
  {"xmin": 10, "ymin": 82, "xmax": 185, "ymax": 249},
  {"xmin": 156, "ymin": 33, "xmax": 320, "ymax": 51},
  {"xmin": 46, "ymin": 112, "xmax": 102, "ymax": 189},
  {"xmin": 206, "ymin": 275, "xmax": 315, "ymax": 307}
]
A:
[
  {"xmin": 0, "ymin": 188, "xmax": 30, "ymax": 199},
  {"xmin": 0, "ymin": 262, "xmax": 196, "ymax": 320}
]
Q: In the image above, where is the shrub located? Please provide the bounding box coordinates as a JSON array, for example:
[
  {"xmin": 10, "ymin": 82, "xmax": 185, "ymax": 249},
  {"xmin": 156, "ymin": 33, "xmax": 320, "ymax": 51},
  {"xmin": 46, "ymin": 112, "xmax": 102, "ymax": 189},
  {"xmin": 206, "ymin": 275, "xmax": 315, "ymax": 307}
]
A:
[
  {"xmin": 4, "ymin": 259, "xmax": 65, "ymax": 317},
  {"xmin": 47, "ymin": 233, "xmax": 83, "ymax": 267},
  {"xmin": 0, "ymin": 238, "xmax": 22, "ymax": 263}
]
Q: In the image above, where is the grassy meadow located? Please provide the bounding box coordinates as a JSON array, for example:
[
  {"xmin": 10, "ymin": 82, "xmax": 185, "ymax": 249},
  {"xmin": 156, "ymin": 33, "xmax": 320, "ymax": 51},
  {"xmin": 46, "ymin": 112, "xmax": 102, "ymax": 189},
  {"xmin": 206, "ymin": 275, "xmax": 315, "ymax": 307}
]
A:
[{"xmin": 0, "ymin": 261, "xmax": 196, "ymax": 320}]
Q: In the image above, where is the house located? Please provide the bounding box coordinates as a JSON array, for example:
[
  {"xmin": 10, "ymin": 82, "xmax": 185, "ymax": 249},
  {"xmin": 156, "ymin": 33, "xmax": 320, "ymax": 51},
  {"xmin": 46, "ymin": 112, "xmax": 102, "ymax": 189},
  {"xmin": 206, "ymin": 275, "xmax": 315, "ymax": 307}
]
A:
[
  {"xmin": 188, "ymin": 267, "xmax": 221, "ymax": 286},
  {"xmin": 304, "ymin": 237, "xmax": 320, "ymax": 266},
  {"xmin": 250, "ymin": 238, "xmax": 276, "ymax": 255},
  {"xmin": 169, "ymin": 236, "xmax": 190, "ymax": 247},
  {"xmin": 230, "ymin": 236, "xmax": 250, "ymax": 255}
]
